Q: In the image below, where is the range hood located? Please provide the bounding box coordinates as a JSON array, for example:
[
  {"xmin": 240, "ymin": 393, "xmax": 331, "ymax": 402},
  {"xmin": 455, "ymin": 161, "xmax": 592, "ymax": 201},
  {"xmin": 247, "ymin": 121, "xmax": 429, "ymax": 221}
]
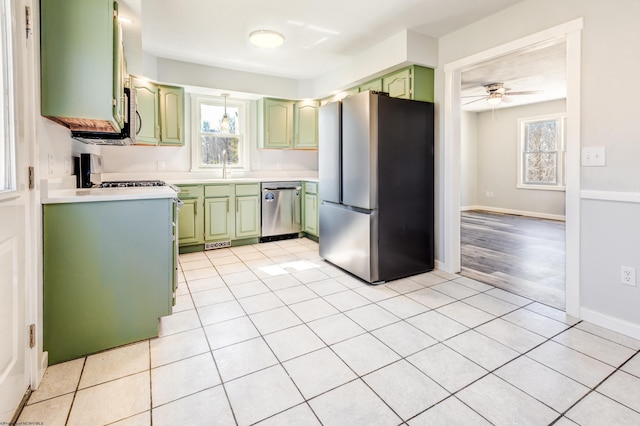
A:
[{"xmin": 71, "ymin": 88, "xmax": 137, "ymax": 146}]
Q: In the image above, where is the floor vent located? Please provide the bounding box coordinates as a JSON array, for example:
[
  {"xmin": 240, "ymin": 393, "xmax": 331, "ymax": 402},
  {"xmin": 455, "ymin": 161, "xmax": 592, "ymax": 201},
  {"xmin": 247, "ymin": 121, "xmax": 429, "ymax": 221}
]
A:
[{"xmin": 205, "ymin": 241, "xmax": 231, "ymax": 250}]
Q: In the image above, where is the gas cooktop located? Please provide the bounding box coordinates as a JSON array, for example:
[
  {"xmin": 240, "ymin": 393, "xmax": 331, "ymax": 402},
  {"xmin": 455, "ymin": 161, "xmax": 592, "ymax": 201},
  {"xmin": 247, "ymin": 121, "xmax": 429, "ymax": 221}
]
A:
[{"xmin": 98, "ymin": 180, "xmax": 167, "ymax": 188}]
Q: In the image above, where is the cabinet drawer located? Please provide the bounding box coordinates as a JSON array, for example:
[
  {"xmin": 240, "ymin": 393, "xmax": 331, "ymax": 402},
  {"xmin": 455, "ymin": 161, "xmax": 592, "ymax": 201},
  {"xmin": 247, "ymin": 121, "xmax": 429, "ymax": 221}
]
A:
[
  {"xmin": 235, "ymin": 183, "xmax": 260, "ymax": 197},
  {"xmin": 177, "ymin": 185, "xmax": 203, "ymax": 199},
  {"xmin": 305, "ymin": 182, "xmax": 318, "ymax": 195},
  {"xmin": 205, "ymin": 184, "xmax": 231, "ymax": 198}
]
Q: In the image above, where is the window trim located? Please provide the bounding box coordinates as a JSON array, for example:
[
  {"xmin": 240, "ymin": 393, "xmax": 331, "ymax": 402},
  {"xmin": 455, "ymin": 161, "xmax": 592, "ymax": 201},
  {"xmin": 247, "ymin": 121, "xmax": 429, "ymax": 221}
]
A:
[
  {"xmin": 190, "ymin": 94, "xmax": 250, "ymax": 172},
  {"xmin": 0, "ymin": 0, "xmax": 16, "ymax": 196},
  {"xmin": 516, "ymin": 113, "xmax": 566, "ymax": 191}
]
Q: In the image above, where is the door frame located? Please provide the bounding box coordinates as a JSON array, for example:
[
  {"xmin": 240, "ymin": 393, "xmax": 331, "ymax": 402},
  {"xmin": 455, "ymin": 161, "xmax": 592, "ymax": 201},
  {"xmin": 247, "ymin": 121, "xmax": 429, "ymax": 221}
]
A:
[{"xmin": 442, "ymin": 18, "xmax": 583, "ymax": 317}]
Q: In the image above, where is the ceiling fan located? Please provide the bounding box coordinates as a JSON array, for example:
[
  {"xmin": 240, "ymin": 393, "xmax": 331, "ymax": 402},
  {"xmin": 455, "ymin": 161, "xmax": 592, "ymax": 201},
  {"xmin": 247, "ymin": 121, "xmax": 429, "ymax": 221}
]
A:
[{"xmin": 462, "ymin": 83, "xmax": 540, "ymax": 106}]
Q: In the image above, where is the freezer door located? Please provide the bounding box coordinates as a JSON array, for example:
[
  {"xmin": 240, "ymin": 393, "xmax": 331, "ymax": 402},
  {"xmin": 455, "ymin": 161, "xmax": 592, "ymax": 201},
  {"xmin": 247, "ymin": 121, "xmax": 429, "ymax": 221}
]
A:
[
  {"xmin": 342, "ymin": 91, "xmax": 378, "ymax": 210},
  {"xmin": 319, "ymin": 202, "xmax": 379, "ymax": 283},
  {"xmin": 318, "ymin": 101, "xmax": 341, "ymax": 204}
]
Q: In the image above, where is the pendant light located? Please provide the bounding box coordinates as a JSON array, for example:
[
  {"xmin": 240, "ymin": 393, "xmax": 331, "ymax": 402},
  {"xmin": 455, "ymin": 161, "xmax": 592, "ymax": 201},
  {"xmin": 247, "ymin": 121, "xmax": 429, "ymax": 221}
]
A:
[{"xmin": 220, "ymin": 93, "xmax": 230, "ymax": 132}]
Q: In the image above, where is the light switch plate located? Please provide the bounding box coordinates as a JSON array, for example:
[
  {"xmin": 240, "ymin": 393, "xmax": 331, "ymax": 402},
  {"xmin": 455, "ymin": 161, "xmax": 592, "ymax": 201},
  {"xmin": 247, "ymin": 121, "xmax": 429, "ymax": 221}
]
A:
[{"xmin": 581, "ymin": 146, "xmax": 606, "ymax": 166}]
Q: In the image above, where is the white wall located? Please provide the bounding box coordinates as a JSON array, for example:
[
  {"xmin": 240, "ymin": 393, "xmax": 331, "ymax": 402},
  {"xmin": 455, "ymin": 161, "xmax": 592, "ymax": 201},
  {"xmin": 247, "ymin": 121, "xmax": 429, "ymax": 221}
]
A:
[
  {"xmin": 475, "ymin": 100, "xmax": 566, "ymax": 217},
  {"xmin": 438, "ymin": 0, "xmax": 640, "ymax": 337},
  {"xmin": 460, "ymin": 111, "xmax": 478, "ymax": 207}
]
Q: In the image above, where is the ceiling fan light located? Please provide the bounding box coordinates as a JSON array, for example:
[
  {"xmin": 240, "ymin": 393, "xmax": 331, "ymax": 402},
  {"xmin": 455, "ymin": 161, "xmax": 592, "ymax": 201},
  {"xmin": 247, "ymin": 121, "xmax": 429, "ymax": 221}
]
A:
[
  {"xmin": 487, "ymin": 94, "xmax": 503, "ymax": 106},
  {"xmin": 249, "ymin": 30, "xmax": 285, "ymax": 48}
]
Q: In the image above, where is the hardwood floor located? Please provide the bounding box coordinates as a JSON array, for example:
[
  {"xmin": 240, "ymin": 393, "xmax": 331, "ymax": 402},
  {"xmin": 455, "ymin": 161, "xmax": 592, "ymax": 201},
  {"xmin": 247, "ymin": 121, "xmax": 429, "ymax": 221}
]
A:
[{"xmin": 460, "ymin": 210, "xmax": 566, "ymax": 309}]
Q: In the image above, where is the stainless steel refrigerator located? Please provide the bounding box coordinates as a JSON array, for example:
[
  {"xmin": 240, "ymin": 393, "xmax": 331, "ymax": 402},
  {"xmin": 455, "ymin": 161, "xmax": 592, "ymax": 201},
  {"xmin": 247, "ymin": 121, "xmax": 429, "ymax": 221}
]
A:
[{"xmin": 318, "ymin": 91, "xmax": 434, "ymax": 283}]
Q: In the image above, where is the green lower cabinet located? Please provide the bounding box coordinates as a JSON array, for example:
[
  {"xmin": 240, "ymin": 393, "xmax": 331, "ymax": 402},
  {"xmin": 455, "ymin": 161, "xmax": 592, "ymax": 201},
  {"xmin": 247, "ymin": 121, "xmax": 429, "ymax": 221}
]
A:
[
  {"xmin": 177, "ymin": 185, "xmax": 204, "ymax": 245},
  {"xmin": 303, "ymin": 181, "xmax": 319, "ymax": 237},
  {"xmin": 304, "ymin": 194, "xmax": 318, "ymax": 236},
  {"xmin": 43, "ymin": 199, "xmax": 174, "ymax": 364},
  {"xmin": 205, "ymin": 197, "xmax": 232, "ymax": 241},
  {"xmin": 179, "ymin": 183, "xmax": 261, "ymax": 249},
  {"xmin": 235, "ymin": 196, "xmax": 260, "ymax": 238}
]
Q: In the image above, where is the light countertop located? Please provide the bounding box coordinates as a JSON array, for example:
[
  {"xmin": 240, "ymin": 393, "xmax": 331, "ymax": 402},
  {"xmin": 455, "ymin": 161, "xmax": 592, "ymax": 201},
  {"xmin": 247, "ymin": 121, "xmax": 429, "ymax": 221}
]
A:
[{"xmin": 41, "ymin": 186, "xmax": 178, "ymax": 204}]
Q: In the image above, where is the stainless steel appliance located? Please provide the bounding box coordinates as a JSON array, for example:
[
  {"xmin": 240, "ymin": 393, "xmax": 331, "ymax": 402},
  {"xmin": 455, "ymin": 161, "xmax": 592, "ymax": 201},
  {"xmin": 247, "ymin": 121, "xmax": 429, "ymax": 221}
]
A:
[
  {"xmin": 319, "ymin": 91, "xmax": 434, "ymax": 283},
  {"xmin": 261, "ymin": 181, "xmax": 302, "ymax": 240}
]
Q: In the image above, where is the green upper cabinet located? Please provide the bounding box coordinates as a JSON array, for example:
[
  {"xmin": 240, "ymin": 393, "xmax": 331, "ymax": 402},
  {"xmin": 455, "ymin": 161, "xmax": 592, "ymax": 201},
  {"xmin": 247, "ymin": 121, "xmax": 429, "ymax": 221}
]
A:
[
  {"xmin": 382, "ymin": 68, "xmax": 411, "ymax": 99},
  {"xmin": 294, "ymin": 100, "xmax": 319, "ymax": 149},
  {"xmin": 359, "ymin": 79, "xmax": 382, "ymax": 93},
  {"xmin": 382, "ymin": 66, "xmax": 434, "ymax": 101},
  {"xmin": 159, "ymin": 85, "xmax": 185, "ymax": 146},
  {"xmin": 257, "ymin": 98, "xmax": 294, "ymax": 148},
  {"xmin": 41, "ymin": 0, "xmax": 124, "ymax": 133},
  {"xmin": 132, "ymin": 77, "xmax": 185, "ymax": 146},
  {"xmin": 132, "ymin": 77, "xmax": 160, "ymax": 145}
]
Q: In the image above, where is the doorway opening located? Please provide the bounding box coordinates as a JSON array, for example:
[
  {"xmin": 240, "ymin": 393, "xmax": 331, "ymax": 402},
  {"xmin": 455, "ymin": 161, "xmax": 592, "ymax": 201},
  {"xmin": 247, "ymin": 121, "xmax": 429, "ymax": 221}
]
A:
[{"xmin": 442, "ymin": 19, "xmax": 583, "ymax": 316}]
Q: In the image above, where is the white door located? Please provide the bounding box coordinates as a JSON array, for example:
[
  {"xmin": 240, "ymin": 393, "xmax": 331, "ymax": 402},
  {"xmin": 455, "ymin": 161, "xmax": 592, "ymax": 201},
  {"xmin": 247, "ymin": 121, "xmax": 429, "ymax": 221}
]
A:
[{"xmin": 0, "ymin": 0, "xmax": 35, "ymax": 421}]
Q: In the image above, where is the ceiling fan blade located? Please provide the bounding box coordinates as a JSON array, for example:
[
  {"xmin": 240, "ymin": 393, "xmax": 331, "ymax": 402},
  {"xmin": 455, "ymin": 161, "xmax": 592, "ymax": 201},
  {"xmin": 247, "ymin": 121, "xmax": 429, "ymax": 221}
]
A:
[
  {"xmin": 507, "ymin": 90, "xmax": 543, "ymax": 96},
  {"xmin": 461, "ymin": 94, "xmax": 487, "ymax": 98},
  {"xmin": 463, "ymin": 97, "xmax": 488, "ymax": 106}
]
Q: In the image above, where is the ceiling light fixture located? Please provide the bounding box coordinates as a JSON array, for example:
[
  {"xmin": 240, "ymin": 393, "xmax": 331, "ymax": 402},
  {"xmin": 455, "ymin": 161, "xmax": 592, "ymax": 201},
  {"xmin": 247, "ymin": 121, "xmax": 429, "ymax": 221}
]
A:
[
  {"xmin": 220, "ymin": 94, "xmax": 230, "ymax": 132},
  {"xmin": 487, "ymin": 93, "xmax": 503, "ymax": 106},
  {"xmin": 249, "ymin": 30, "xmax": 285, "ymax": 48}
]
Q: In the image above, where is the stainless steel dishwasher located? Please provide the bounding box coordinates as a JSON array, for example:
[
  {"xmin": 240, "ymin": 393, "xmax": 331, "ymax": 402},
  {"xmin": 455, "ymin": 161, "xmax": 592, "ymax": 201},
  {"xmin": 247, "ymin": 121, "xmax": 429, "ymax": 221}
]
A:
[{"xmin": 261, "ymin": 181, "xmax": 302, "ymax": 239}]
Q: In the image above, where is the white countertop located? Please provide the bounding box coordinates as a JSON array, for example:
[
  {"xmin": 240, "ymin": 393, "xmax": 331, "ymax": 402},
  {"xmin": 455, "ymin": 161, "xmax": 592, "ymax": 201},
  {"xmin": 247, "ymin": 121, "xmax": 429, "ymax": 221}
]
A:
[
  {"xmin": 40, "ymin": 174, "xmax": 318, "ymax": 204},
  {"xmin": 42, "ymin": 186, "xmax": 178, "ymax": 204},
  {"xmin": 169, "ymin": 177, "xmax": 318, "ymax": 184}
]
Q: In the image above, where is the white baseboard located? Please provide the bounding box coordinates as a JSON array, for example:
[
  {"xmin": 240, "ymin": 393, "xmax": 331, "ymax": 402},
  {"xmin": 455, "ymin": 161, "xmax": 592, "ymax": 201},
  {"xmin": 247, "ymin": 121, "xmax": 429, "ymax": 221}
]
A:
[
  {"xmin": 461, "ymin": 205, "xmax": 565, "ymax": 221},
  {"xmin": 580, "ymin": 308, "xmax": 640, "ymax": 340},
  {"xmin": 434, "ymin": 259, "xmax": 444, "ymax": 271}
]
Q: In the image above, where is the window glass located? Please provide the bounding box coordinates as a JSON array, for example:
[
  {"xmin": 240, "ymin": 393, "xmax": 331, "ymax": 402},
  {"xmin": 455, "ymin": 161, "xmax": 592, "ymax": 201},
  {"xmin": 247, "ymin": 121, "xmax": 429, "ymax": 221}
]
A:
[
  {"xmin": 518, "ymin": 115, "xmax": 565, "ymax": 190},
  {"xmin": 194, "ymin": 96, "xmax": 247, "ymax": 170}
]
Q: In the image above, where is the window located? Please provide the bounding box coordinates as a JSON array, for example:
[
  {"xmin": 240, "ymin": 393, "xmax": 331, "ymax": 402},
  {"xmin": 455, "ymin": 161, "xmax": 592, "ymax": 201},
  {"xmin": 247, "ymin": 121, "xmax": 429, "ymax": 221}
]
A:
[
  {"xmin": 0, "ymin": 0, "xmax": 15, "ymax": 193},
  {"xmin": 192, "ymin": 95, "xmax": 249, "ymax": 171},
  {"xmin": 517, "ymin": 114, "xmax": 565, "ymax": 190}
]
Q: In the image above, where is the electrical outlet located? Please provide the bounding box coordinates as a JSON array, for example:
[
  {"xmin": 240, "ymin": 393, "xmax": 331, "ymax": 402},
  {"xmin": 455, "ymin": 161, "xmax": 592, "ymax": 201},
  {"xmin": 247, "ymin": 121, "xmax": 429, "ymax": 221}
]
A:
[
  {"xmin": 157, "ymin": 160, "xmax": 166, "ymax": 171},
  {"xmin": 621, "ymin": 266, "xmax": 637, "ymax": 286},
  {"xmin": 485, "ymin": 191, "xmax": 494, "ymax": 198}
]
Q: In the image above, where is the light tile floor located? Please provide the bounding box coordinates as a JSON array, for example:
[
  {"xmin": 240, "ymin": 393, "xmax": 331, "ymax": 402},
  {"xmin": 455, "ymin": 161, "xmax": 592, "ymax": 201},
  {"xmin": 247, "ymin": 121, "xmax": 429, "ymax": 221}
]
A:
[{"xmin": 19, "ymin": 238, "xmax": 640, "ymax": 425}]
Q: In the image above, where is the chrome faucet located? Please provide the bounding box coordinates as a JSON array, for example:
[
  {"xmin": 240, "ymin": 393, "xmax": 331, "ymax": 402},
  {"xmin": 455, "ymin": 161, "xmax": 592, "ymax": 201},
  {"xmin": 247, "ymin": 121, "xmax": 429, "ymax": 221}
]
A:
[{"xmin": 222, "ymin": 149, "xmax": 228, "ymax": 179}]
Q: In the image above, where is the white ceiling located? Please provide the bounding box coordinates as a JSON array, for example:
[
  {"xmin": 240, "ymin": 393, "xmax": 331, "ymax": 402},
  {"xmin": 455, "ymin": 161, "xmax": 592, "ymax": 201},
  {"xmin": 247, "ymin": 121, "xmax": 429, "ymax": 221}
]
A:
[
  {"xmin": 460, "ymin": 39, "xmax": 567, "ymax": 112},
  {"xmin": 121, "ymin": 0, "xmax": 566, "ymax": 111},
  {"xmin": 135, "ymin": 0, "xmax": 526, "ymax": 80}
]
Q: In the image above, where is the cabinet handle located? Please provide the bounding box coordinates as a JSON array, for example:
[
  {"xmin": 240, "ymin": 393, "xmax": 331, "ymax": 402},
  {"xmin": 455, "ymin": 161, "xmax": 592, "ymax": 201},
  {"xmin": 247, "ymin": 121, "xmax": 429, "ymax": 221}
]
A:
[
  {"xmin": 227, "ymin": 200, "xmax": 229, "ymax": 213},
  {"xmin": 236, "ymin": 199, "xmax": 239, "ymax": 212},
  {"xmin": 194, "ymin": 201, "xmax": 197, "ymax": 216}
]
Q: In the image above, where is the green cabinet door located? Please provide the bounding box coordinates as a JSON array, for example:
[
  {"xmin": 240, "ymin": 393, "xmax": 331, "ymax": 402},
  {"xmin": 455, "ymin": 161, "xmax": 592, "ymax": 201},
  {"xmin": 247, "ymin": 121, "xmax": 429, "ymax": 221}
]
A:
[
  {"xmin": 113, "ymin": 5, "xmax": 125, "ymax": 129},
  {"xmin": 359, "ymin": 79, "xmax": 382, "ymax": 93},
  {"xmin": 205, "ymin": 198, "xmax": 232, "ymax": 241},
  {"xmin": 304, "ymin": 193, "xmax": 318, "ymax": 236},
  {"xmin": 383, "ymin": 68, "xmax": 411, "ymax": 99},
  {"xmin": 235, "ymin": 196, "xmax": 260, "ymax": 239},
  {"xmin": 294, "ymin": 100, "xmax": 319, "ymax": 149},
  {"xmin": 43, "ymin": 199, "xmax": 174, "ymax": 364},
  {"xmin": 258, "ymin": 98, "xmax": 294, "ymax": 148},
  {"xmin": 159, "ymin": 85, "xmax": 185, "ymax": 146},
  {"xmin": 178, "ymin": 199, "xmax": 202, "ymax": 245},
  {"xmin": 40, "ymin": 0, "xmax": 121, "ymax": 133},
  {"xmin": 177, "ymin": 185, "xmax": 204, "ymax": 246},
  {"xmin": 133, "ymin": 77, "xmax": 160, "ymax": 145}
]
